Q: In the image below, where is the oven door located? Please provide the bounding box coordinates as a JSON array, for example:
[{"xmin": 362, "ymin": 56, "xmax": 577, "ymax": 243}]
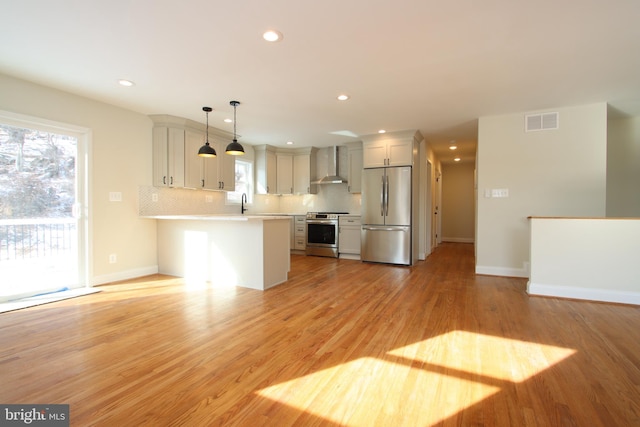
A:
[{"xmin": 306, "ymin": 220, "xmax": 338, "ymax": 257}]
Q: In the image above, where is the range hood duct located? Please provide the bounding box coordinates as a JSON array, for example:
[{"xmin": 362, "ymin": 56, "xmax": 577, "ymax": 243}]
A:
[{"xmin": 314, "ymin": 146, "xmax": 348, "ymax": 184}]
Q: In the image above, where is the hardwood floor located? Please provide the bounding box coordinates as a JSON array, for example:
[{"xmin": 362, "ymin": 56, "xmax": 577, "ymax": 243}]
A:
[{"xmin": 1, "ymin": 243, "xmax": 639, "ymax": 426}]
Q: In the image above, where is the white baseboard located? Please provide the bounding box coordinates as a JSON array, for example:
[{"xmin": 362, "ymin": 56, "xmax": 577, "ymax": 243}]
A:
[
  {"xmin": 92, "ymin": 265, "xmax": 159, "ymax": 286},
  {"xmin": 339, "ymin": 253, "xmax": 361, "ymax": 260},
  {"xmin": 442, "ymin": 237, "xmax": 475, "ymax": 243},
  {"xmin": 475, "ymin": 265, "xmax": 529, "ymax": 278},
  {"xmin": 527, "ymin": 281, "xmax": 640, "ymax": 306}
]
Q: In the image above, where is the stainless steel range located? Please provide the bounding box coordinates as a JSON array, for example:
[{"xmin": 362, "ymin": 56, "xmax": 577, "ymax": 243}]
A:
[{"xmin": 306, "ymin": 212, "xmax": 348, "ymax": 258}]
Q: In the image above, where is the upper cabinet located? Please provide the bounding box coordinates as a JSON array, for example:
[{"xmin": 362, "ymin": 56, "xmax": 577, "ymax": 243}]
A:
[
  {"xmin": 255, "ymin": 145, "xmax": 277, "ymax": 194},
  {"xmin": 255, "ymin": 146, "xmax": 317, "ymax": 195},
  {"xmin": 346, "ymin": 142, "xmax": 363, "ymax": 193},
  {"xmin": 183, "ymin": 131, "xmax": 235, "ymax": 191},
  {"xmin": 293, "ymin": 148, "xmax": 318, "ymax": 195},
  {"xmin": 202, "ymin": 136, "xmax": 236, "ymax": 191},
  {"xmin": 361, "ymin": 130, "xmax": 421, "ymax": 168},
  {"xmin": 153, "ymin": 126, "xmax": 185, "ymax": 188},
  {"xmin": 150, "ymin": 114, "xmax": 235, "ymax": 191},
  {"xmin": 276, "ymin": 152, "xmax": 294, "ymax": 195}
]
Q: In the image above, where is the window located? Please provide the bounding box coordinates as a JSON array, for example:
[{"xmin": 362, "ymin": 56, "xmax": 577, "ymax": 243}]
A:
[{"xmin": 226, "ymin": 159, "xmax": 253, "ymax": 204}]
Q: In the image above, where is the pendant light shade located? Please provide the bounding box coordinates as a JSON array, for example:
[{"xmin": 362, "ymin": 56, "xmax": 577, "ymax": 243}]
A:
[
  {"xmin": 225, "ymin": 101, "xmax": 245, "ymax": 156},
  {"xmin": 198, "ymin": 106, "xmax": 217, "ymax": 158}
]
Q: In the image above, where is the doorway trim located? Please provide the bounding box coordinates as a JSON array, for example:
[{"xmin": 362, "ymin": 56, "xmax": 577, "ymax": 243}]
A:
[{"xmin": 0, "ymin": 109, "xmax": 92, "ymax": 292}]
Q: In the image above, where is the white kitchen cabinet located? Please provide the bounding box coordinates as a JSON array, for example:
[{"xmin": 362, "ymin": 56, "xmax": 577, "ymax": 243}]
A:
[
  {"xmin": 151, "ymin": 114, "xmax": 235, "ymax": 191},
  {"xmin": 362, "ymin": 132, "xmax": 414, "ymax": 168},
  {"xmin": 209, "ymin": 137, "xmax": 236, "ymax": 191},
  {"xmin": 255, "ymin": 145, "xmax": 277, "ymax": 194},
  {"xmin": 255, "ymin": 146, "xmax": 317, "ymax": 195},
  {"xmin": 276, "ymin": 153, "xmax": 294, "ymax": 194},
  {"xmin": 347, "ymin": 143, "xmax": 363, "ymax": 193},
  {"xmin": 153, "ymin": 126, "xmax": 185, "ymax": 188},
  {"xmin": 294, "ymin": 215, "xmax": 307, "ymax": 251},
  {"xmin": 184, "ymin": 131, "xmax": 235, "ymax": 191},
  {"xmin": 184, "ymin": 130, "xmax": 204, "ymax": 189},
  {"xmin": 339, "ymin": 216, "xmax": 361, "ymax": 259},
  {"xmin": 293, "ymin": 148, "xmax": 318, "ymax": 195}
]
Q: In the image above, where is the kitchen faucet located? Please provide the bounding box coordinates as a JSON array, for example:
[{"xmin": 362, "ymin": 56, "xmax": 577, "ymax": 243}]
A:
[{"xmin": 241, "ymin": 193, "xmax": 248, "ymax": 214}]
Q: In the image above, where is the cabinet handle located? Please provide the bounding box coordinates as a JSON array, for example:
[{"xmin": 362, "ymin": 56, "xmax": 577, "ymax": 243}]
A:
[
  {"xmin": 163, "ymin": 176, "xmax": 167, "ymax": 185},
  {"xmin": 202, "ymin": 179, "xmax": 205, "ymax": 187},
  {"xmin": 170, "ymin": 176, "xmax": 173, "ymax": 185}
]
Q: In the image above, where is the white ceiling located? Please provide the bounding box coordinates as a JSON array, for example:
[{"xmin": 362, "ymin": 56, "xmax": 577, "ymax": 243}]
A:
[{"xmin": 2, "ymin": 1, "xmax": 640, "ymax": 164}]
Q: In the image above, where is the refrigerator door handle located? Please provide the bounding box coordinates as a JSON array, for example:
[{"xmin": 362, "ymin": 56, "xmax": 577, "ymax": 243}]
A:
[
  {"xmin": 384, "ymin": 174, "xmax": 390, "ymax": 217},
  {"xmin": 362, "ymin": 226, "xmax": 408, "ymax": 231},
  {"xmin": 380, "ymin": 174, "xmax": 385, "ymax": 217}
]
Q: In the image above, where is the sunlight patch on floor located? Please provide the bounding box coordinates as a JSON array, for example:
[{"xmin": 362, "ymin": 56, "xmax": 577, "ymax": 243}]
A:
[
  {"xmin": 0, "ymin": 287, "xmax": 100, "ymax": 313},
  {"xmin": 256, "ymin": 331, "xmax": 576, "ymax": 426},
  {"xmin": 388, "ymin": 330, "xmax": 577, "ymax": 383}
]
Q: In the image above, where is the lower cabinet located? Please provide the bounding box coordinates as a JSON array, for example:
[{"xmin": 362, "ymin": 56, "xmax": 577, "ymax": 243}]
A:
[
  {"xmin": 294, "ymin": 215, "xmax": 306, "ymax": 251},
  {"xmin": 339, "ymin": 216, "xmax": 361, "ymax": 259}
]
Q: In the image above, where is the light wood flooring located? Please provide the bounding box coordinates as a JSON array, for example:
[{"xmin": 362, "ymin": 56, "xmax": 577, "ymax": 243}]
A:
[{"xmin": 1, "ymin": 243, "xmax": 639, "ymax": 426}]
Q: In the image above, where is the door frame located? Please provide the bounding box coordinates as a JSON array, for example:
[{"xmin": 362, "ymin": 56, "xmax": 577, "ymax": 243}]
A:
[{"xmin": 0, "ymin": 109, "xmax": 92, "ymax": 292}]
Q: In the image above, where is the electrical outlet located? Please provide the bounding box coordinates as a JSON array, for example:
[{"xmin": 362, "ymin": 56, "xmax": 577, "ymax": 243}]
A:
[
  {"xmin": 109, "ymin": 192, "xmax": 122, "ymax": 202},
  {"xmin": 152, "ymin": 193, "xmax": 158, "ymax": 202},
  {"xmin": 205, "ymin": 195, "xmax": 213, "ymax": 203},
  {"xmin": 109, "ymin": 254, "xmax": 117, "ymax": 264}
]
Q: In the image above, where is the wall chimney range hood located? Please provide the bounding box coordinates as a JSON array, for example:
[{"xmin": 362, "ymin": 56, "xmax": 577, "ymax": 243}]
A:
[{"xmin": 313, "ymin": 146, "xmax": 348, "ymax": 184}]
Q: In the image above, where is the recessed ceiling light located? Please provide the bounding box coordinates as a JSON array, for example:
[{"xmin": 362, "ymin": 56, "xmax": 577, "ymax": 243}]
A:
[
  {"xmin": 449, "ymin": 145, "xmax": 457, "ymax": 150},
  {"xmin": 286, "ymin": 141, "xmax": 294, "ymax": 145},
  {"xmin": 224, "ymin": 118, "xmax": 233, "ymax": 123},
  {"xmin": 263, "ymin": 30, "xmax": 283, "ymax": 42},
  {"xmin": 118, "ymin": 79, "xmax": 134, "ymax": 87},
  {"xmin": 454, "ymin": 157, "xmax": 461, "ymax": 162},
  {"xmin": 337, "ymin": 94, "xmax": 349, "ymax": 101},
  {"xmin": 378, "ymin": 130, "xmax": 386, "ymax": 134}
]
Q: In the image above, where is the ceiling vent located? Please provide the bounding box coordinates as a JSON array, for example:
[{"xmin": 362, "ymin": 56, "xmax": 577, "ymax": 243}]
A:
[{"xmin": 525, "ymin": 112, "xmax": 559, "ymax": 132}]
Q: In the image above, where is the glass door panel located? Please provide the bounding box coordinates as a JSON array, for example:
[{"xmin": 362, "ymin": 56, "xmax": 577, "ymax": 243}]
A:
[{"xmin": 0, "ymin": 122, "xmax": 82, "ymax": 302}]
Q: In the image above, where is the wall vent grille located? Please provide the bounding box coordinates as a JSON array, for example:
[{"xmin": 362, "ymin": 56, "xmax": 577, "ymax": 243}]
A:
[{"xmin": 525, "ymin": 112, "xmax": 559, "ymax": 132}]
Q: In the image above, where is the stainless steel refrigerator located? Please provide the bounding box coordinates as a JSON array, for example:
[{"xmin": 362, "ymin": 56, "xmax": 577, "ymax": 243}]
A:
[{"xmin": 361, "ymin": 166, "xmax": 412, "ymax": 265}]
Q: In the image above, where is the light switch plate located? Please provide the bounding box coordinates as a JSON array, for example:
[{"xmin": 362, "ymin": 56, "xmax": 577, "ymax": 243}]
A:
[
  {"xmin": 491, "ymin": 188, "xmax": 509, "ymax": 198},
  {"xmin": 109, "ymin": 192, "xmax": 122, "ymax": 202}
]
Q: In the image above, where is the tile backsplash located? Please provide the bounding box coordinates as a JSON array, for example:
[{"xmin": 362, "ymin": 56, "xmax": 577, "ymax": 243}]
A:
[{"xmin": 138, "ymin": 185, "xmax": 361, "ymax": 216}]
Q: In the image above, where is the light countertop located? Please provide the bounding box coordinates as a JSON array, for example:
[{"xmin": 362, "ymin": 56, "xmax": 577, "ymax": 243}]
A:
[{"xmin": 142, "ymin": 214, "xmax": 293, "ymax": 221}]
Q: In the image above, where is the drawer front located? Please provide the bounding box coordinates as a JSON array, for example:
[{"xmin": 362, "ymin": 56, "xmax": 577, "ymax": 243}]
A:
[
  {"xmin": 295, "ymin": 225, "xmax": 306, "ymax": 235},
  {"xmin": 339, "ymin": 216, "xmax": 361, "ymax": 226},
  {"xmin": 294, "ymin": 238, "xmax": 306, "ymax": 250}
]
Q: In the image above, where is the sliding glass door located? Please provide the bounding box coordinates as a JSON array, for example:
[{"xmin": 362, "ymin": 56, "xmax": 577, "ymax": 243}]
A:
[{"xmin": 0, "ymin": 112, "xmax": 88, "ymax": 302}]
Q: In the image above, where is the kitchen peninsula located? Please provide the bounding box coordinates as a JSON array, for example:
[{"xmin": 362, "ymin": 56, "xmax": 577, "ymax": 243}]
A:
[{"xmin": 150, "ymin": 215, "xmax": 291, "ymax": 290}]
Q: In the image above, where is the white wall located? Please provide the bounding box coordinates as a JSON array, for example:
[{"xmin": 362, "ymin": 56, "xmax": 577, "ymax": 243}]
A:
[
  {"xmin": 441, "ymin": 162, "xmax": 475, "ymax": 243},
  {"xmin": 607, "ymin": 115, "xmax": 640, "ymax": 217},
  {"xmin": 476, "ymin": 103, "xmax": 608, "ymax": 277},
  {"xmin": 0, "ymin": 73, "xmax": 157, "ymax": 284},
  {"xmin": 528, "ymin": 217, "xmax": 640, "ymax": 305}
]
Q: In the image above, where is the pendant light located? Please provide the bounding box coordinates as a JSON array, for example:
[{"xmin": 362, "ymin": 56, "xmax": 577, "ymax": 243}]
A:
[
  {"xmin": 198, "ymin": 106, "xmax": 216, "ymax": 157},
  {"xmin": 225, "ymin": 100, "xmax": 245, "ymax": 155}
]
